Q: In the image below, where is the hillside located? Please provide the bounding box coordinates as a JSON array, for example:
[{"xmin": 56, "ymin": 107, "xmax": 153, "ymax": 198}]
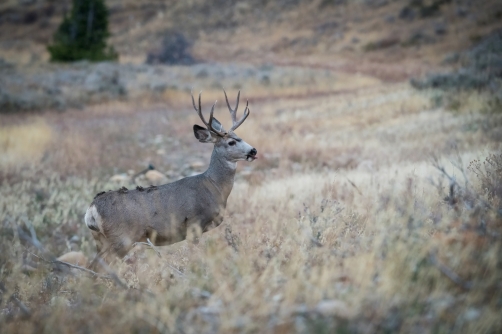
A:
[
  {"xmin": 1, "ymin": 0, "xmax": 502, "ymax": 70},
  {"xmin": 1, "ymin": 0, "xmax": 502, "ymax": 113}
]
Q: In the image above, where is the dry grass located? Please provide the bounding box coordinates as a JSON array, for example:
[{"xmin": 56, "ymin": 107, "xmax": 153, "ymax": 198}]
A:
[
  {"xmin": 0, "ymin": 118, "xmax": 53, "ymax": 166},
  {"xmin": 1, "ymin": 68, "xmax": 501, "ymax": 332},
  {"xmin": 1, "ymin": 2, "xmax": 502, "ymax": 332}
]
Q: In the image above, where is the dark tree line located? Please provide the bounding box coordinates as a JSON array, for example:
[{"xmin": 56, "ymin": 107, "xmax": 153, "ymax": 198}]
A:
[{"xmin": 48, "ymin": 0, "xmax": 118, "ymax": 62}]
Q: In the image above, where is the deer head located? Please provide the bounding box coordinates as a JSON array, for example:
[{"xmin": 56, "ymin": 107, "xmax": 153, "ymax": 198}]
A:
[{"xmin": 192, "ymin": 90, "xmax": 257, "ymax": 162}]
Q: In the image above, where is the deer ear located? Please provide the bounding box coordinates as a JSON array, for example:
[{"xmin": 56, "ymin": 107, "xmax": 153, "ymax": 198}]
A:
[
  {"xmin": 193, "ymin": 125, "xmax": 216, "ymax": 143},
  {"xmin": 211, "ymin": 118, "xmax": 226, "ymax": 133}
]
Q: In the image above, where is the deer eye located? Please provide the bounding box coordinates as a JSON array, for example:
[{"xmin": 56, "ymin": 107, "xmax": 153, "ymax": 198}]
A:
[{"xmin": 228, "ymin": 140, "xmax": 236, "ymax": 146}]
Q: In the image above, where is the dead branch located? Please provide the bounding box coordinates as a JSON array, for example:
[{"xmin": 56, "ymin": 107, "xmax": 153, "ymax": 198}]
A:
[
  {"xmin": 431, "ymin": 155, "xmax": 494, "ymax": 212},
  {"xmin": 0, "ymin": 280, "xmax": 31, "ymax": 320},
  {"xmin": 9, "ymin": 295, "xmax": 31, "ymax": 319},
  {"xmin": 165, "ymin": 263, "xmax": 186, "ymax": 278},
  {"xmin": 14, "ymin": 220, "xmax": 128, "ymax": 289},
  {"xmin": 29, "ymin": 252, "xmax": 99, "ymax": 278},
  {"xmin": 132, "ymin": 238, "xmax": 161, "ymax": 257},
  {"xmin": 429, "ymin": 252, "xmax": 473, "ymax": 290},
  {"xmin": 309, "ymin": 235, "xmax": 323, "ymax": 247},
  {"xmin": 224, "ymin": 225, "xmax": 240, "ymax": 253},
  {"xmin": 346, "ymin": 177, "xmax": 363, "ymax": 196},
  {"xmin": 431, "ymin": 155, "xmax": 458, "ymax": 185},
  {"xmin": 146, "ymin": 238, "xmax": 162, "ymax": 257}
]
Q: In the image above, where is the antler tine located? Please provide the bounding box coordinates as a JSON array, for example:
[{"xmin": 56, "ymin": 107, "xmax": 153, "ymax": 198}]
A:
[
  {"xmin": 207, "ymin": 99, "xmax": 227, "ymax": 136},
  {"xmin": 229, "ymin": 100, "xmax": 250, "ymax": 132},
  {"xmin": 191, "ymin": 90, "xmax": 198, "ymax": 112},
  {"xmin": 208, "ymin": 101, "xmax": 216, "ymax": 133},
  {"xmin": 198, "ymin": 92, "xmax": 206, "ymax": 126},
  {"xmin": 191, "ymin": 90, "xmax": 226, "ymax": 136},
  {"xmin": 192, "ymin": 91, "xmax": 208, "ymax": 127},
  {"xmin": 223, "ymin": 89, "xmax": 251, "ymax": 132},
  {"xmin": 223, "ymin": 89, "xmax": 240, "ymax": 124}
]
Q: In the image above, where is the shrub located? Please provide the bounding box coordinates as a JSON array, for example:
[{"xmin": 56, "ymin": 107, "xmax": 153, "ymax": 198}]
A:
[
  {"xmin": 146, "ymin": 31, "xmax": 195, "ymax": 65},
  {"xmin": 47, "ymin": 0, "xmax": 118, "ymax": 62},
  {"xmin": 411, "ymin": 28, "xmax": 502, "ymax": 107},
  {"xmin": 399, "ymin": 0, "xmax": 452, "ymax": 20}
]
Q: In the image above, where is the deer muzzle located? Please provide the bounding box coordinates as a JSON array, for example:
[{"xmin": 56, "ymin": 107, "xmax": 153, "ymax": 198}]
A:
[{"xmin": 246, "ymin": 148, "xmax": 257, "ymax": 161}]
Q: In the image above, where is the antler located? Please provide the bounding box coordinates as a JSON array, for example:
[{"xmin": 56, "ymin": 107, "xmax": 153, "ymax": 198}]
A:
[
  {"xmin": 223, "ymin": 89, "xmax": 250, "ymax": 132},
  {"xmin": 191, "ymin": 91, "xmax": 227, "ymax": 136}
]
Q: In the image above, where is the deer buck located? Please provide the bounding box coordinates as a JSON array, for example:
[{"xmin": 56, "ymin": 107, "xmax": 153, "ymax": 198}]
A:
[{"xmin": 84, "ymin": 90, "xmax": 257, "ymax": 269}]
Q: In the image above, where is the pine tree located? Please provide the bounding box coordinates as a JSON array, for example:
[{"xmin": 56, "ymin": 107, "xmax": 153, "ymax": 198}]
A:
[{"xmin": 47, "ymin": 0, "xmax": 118, "ymax": 62}]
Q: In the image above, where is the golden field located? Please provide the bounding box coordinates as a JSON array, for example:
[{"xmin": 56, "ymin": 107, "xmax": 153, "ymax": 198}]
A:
[{"xmin": 1, "ymin": 1, "xmax": 502, "ymax": 333}]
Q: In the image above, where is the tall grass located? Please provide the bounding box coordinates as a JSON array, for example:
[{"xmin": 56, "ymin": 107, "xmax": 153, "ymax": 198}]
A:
[
  {"xmin": 0, "ymin": 118, "xmax": 53, "ymax": 166},
  {"xmin": 0, "ymin": 82, "xmax": 501, "ymax": 333},
  {"xmin": 1, "ymin": 153, "xmax": 500, "ymax": 333}
]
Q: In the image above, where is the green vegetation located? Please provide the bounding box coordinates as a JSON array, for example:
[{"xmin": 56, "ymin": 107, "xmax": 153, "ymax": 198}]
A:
[
  {"xmin": 411, "ymin": 29, "xmax": 502, "ymax": 112},
  {"xmin": 47, "ymin": 0, "xmax": 117, "ymax": 62}
]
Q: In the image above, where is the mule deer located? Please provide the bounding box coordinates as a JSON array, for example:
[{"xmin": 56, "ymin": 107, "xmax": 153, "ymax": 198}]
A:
[{"xmin": 84, "ymin": 90, "xmax": 257, "ymax": 269}]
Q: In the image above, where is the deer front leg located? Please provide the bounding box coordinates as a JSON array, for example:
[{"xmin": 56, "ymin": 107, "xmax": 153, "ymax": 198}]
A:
[
  {"xmin": 181, "ymin": 215, "xmax": 204, "ymax": 245},
  {"xmin": 184, "ymin": 213, "xmax": 219, "ymax": 244},
  {"xmin": 204, "ymin": 213, "xmax": 225, "ymax": 232}
]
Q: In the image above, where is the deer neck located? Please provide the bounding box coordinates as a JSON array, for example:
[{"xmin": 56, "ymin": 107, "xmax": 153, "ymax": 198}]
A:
[{"xmin": 203, "ymin": 149, "xmax": 236, "ymax": 201}]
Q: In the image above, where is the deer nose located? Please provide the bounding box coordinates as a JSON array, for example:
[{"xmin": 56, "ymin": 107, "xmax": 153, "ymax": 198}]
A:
[{"xmin": 249, "ymin": 148, "xmax": 257, "ymax": 156}]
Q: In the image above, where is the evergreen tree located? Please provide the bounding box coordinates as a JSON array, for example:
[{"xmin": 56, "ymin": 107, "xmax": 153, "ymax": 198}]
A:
[{"xmin": 47, "ymin": 0, "xmax": 118, "ymax": 62}]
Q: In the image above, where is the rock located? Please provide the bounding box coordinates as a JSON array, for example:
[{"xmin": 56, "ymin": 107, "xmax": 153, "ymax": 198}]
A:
[
  {"xmin": 463, "ymin": 308, "xmax": 481, "ymax": 322},
  {"xmin": 110, "ymin": 173, "xmax": 132, "ymax": 183},
  {"xmin": 145, "ymin": 169, "xmax": 168, "ymax": 185},
  {"xmin": 315, "ymin": 300, "xmax": 350, "ymax": 317},
  {"xmin": 57, "ymin": 251, "xmax": 89, "ymax": 267},
  {"xmin": 190, "ymin": 161, "xmax": 205, "ymax": 169},
  {"xmin": 69, "ymin": 235, "xmax": 80, "ymax": 243}
]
